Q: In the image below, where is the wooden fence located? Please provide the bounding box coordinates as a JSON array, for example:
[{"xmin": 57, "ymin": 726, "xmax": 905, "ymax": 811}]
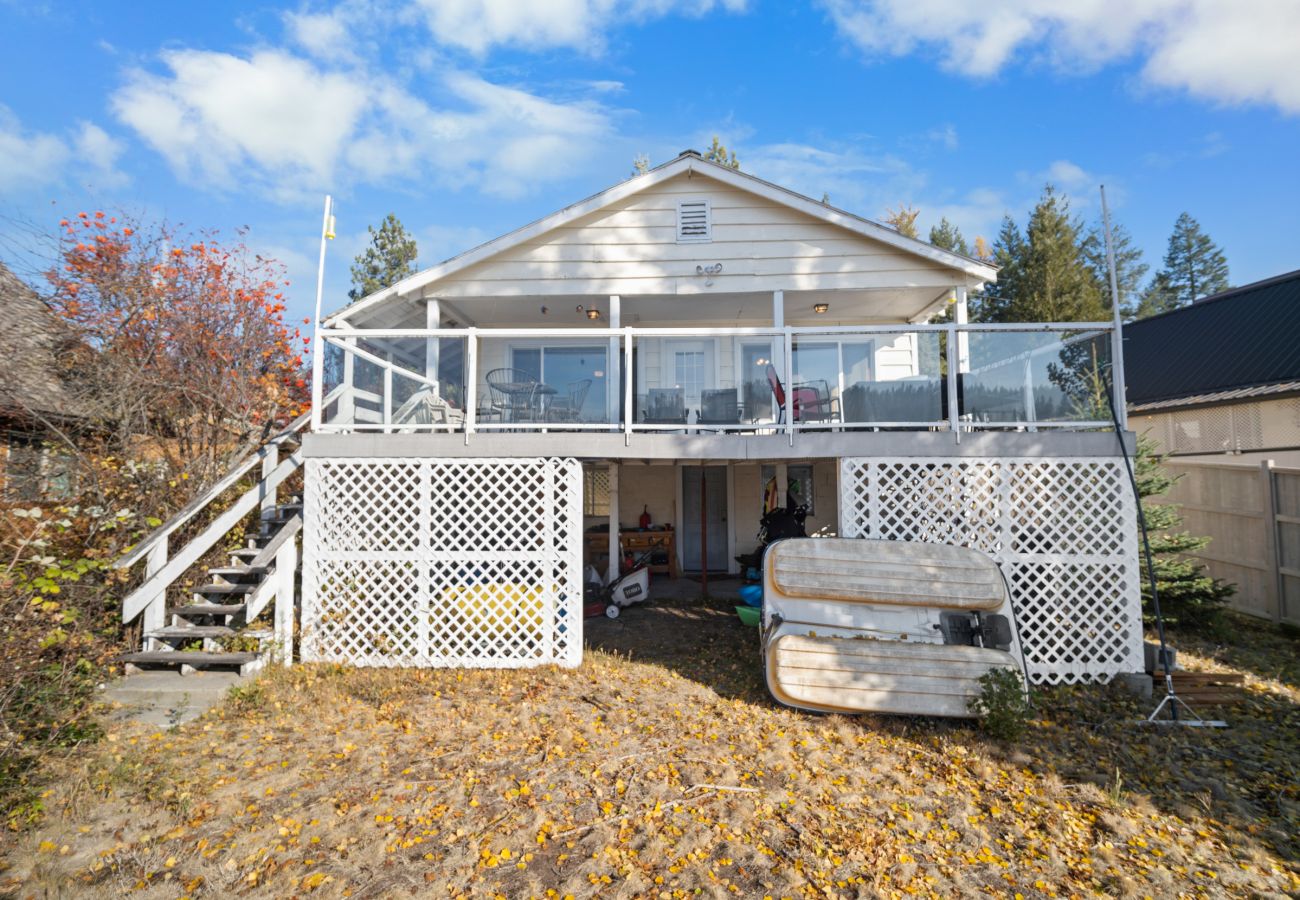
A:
[{"xmin": 1159, "ymin": 460, "xmax": 1299, "ymax": 626}]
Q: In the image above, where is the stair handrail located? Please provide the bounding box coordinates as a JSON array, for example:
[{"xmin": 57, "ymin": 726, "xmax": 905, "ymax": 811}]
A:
[{"xmin": 116, "ymin": 412, "xmax": 310, "ymax": 570}]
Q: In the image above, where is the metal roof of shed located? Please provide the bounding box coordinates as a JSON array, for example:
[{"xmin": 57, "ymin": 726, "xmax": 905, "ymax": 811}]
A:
[{"xmin": 1122, "ymin": 269, "xmax": 1300, "ymax": 410}]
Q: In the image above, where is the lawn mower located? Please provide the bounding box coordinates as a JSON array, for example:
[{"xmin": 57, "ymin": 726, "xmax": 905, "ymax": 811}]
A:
[{"xmin": 584, "ymin": 547, "xmax": 655, "ymax": 618}]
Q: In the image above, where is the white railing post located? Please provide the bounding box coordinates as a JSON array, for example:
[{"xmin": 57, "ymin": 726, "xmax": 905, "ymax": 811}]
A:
[
  {"xmin": 623, "ymin": 328, "xmax": 634, "ymax": 444},
  {"xmin": 142, "ymin": 537, "xmax": 168, "ymax": 650},
  {"xmin": 946, "ymin": 324, "xmax": 961, "ymax": 436},
  {"xmin": 274, "ymin": 534, "xmax": 298, "ymax": 666},
  {"xmin": 340, "ymin": 339, "xmax": 356, "ymax": 424},
  {"xmin": 261, "ymin": 444, "xmax": 279, "ymax": 517},
  {"xmin": 784, "ymin": 327, "xmax": 794, "ymax": 445},
  {"xmin": 1110, "ymin": 323, "xmax": 1127, "ymax": 431},
  {"xmin": 464, "ymin": 329, "xmax": 477, "ymax": 444},
  {"xmin": 383, "ymin": 365, "xmax": 393, "ymax": 433}
]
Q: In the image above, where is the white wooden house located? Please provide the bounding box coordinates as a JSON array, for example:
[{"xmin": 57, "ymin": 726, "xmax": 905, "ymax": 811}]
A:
[{"xmin": 116, "ymin": 151, "xmax": 1143, "ymax": 687}]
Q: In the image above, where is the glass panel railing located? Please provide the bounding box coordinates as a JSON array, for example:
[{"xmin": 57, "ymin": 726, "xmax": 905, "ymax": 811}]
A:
[
  {"xmin": 631, "ymin": 334, "xmax": 783, "ymax": 431},
  {"xmin": 474, "ymin": 335, "xmax": 621, "ymax": 429},
  {"xmin": 320, "ymin": 334, "xmax": 468, "ymax": 430},
  {"xmin": 792, "ymin": 331, "xmax": 945, "ymax": 428},
  {"xmin": 961, "ymin": 329, "xmax": 1112, "ymax": 425}
]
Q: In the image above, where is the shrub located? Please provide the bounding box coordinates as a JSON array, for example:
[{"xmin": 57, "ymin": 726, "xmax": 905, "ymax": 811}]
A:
[{"xmin": 970, "ymin": 667, "xmax": 1030, "ymax": 740}]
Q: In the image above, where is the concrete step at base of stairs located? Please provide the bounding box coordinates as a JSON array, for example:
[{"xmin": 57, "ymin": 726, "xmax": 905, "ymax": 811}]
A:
[
  {"xmin": 120, "ymin": 650, "xmax": 263, "ymax": 676},
  {"xmin": 102, "ymin": 670, "xmax": 251, "ymax": 727}
]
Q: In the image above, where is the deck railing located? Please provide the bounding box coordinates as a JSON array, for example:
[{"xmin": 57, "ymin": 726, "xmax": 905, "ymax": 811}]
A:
[{"xmin": 313, "ymin": 322, "xmax": 1122, "ymax": 437}]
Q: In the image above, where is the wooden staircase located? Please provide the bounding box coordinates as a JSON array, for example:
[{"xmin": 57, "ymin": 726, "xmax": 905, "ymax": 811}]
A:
[
  {"xmin": 120, "ymin": 500, "xmax": 302, "ymax": 675},
  {"xmin": 115, "ymin": 415, "xmax": 308, "ymax": 677}
]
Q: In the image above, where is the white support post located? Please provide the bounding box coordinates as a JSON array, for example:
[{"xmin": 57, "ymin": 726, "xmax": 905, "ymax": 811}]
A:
[
  {"xmin": 423, "ymin": 297, "xmax": 441, "ymax": 393},
  {"xmin": 607, "ymin": 463, "xmax": 620, "ymax": 584},
  {"xmin": 1261, "ymin": 459, "xmax": 1282, "ymax": 624},
  {"xmin": 274, "ymin": 535, "xmax": 297, "ymax": 666},
  {"xmin": 608, "ymin": 295, "xmax": 621, "ymax": 429},
  {"xmin": 142, "ymin": 537, "xmax": 168, "ymax": 650},
  {"xmin": 953, "ymin": 287, "xmax": 970, "ymax": 373},
  {"xmin": 946, "ymin": 323, "xmax": 961, "ymax": 437},
  {"xmin": 784, "ymin": 326, "xmax": 794, "ymax": 445},
  {"xmin": 623, "ymin": 327, "xmax": 634, "ymax": 444},
  {"xmin": 1022, "ymin": 358, "xmax": 1037, "ymax": 432},
  {"xmin": 309, "ymin": 195, "xmax": 332, "ymax": 432},
  {"xmin": 383, "ymin": 366, "xmax": 393, "ymax": 432},
  {"xmin": 772, "ymin": 291, "xmax": 785, "ymax": 421},
  {"xmin": 340, "ymin": 340, "xmax": 356, "ymax": 423},
  {"xmin": 464, "ymin": 329, "xmax": 477, "ymax": 444},
  {"xmin": 260, "ymin": 445, "xmax": 279, "ymax": 517}
]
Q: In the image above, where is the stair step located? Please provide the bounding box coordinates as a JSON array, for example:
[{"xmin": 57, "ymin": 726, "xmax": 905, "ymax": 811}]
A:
[
  {"xmin": 175, "ymin": 603, "xmax": 246, "ymax": 619},
  {"xmin": 120, "ymin": 651, "xmax": 259, "ymax": 671},
  {"xmin": 195, "ymin": 583, "xmax": 259, "ymax": 596},
  {"xmin": 208, "ymin": 565, "xmax": 269, "ymax": 583},
  {"xmin": 230, "ymin": 548, "xmax": 261, "ymax": 561},
  {"xmin": 147, "ymin": 625, "xmax": 236, "ymax": 639}
]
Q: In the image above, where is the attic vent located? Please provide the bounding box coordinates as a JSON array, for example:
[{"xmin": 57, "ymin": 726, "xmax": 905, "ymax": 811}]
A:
[{"xmin": 676, "ymin": 199, "xmax": 711, "ymax": 243}]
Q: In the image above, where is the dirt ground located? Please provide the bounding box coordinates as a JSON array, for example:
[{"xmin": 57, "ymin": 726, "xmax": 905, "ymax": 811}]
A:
[{"xmin": 2, "ymin": 597, "xmax": 1298, "ymax": 899}]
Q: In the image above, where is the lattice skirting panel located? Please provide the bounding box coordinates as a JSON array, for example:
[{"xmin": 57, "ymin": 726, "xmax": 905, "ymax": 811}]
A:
[
  {"xmin": 839, "ymin": 458, "xmax": 1142, "ymax": 684},
  {"xmin": 302, "ymin": 458, "xmax": 583, "ymax": 668}
]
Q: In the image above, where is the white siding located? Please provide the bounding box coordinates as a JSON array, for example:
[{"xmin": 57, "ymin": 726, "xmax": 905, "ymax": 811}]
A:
[{"xmin": 426, "ymin": 174, "xmax": 957, "ymax": 300}]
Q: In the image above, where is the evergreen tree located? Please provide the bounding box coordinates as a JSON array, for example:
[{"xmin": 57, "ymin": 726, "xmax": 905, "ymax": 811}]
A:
[
  {"xmin": 884, "ymin": 204, "xmax": 920, "ymax": 238},
  {"xmin": 703, "ymin": 136, "xmax": 739, "ymax": 170},
  {"xmin": 929, "ymin": 217, "xmax": 970, "ymax": 256},
  {"xmin": 349, "ymin": 214, "xmax": 419, "ymax": 301},
  {"xmin": 1134, "ymin": 212, "xmax": 1229, "ymax": 317},
  {"xmin": 973, "ymin": 215, "xmax": 1026, "ymax": 322},
  {"xmin": 631, "ymin": 153, "xmax": 650, "ymax": 176},
  {"xmin": 1133, "ymin": 434, "xmax": 1234, "ymax": 628},
  {"xmin": 980, "ymin": 187, "xmax": 1106, "ymax": 323},
  {"xmin": 1080, "ymin": 219, "xmax": 1148, "ymax": 319}
]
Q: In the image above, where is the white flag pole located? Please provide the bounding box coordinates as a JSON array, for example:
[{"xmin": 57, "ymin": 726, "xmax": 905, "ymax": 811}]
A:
[
  {"xmin": 309, "ymin": 195, "xmax": 334, "ymax": 432},
  {"xmin": 1100, "ymin": 185, "xmax": 1127, "ymax": 432}
]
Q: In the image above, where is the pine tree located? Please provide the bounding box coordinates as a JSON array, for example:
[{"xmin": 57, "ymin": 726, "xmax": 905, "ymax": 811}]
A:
[
  {"xmin": 1080, "ymin": 219, "xmax": 1148, "ymax": 319},
  {"xmin": 1133, "ymin": 434, "xmax": 1234, "ymax": 628},
  {"xmin": 980, "ymin": 187, "xmax": 1106, "ymax": 323},
  {"xmin": 884, "ymin": 205, "xmax": 920, "ymax": 238},
  {"xmin": 703, "ymin": 136, "xmax": 739, "ymax": 170},
  {"xmin": 929, "ymin": 217, "xmax": 970, "ymax": 256},
  {"xmin": 1134, "ymin": 212, "xmax": 1229, "ymax": 317},
  {"xmin": 349, "ymin": 214, "xmax": 419, "ymax": 301},
  {"xmin": 973, "ymin": 216, "xmax": 1026, "ymax": 322}
]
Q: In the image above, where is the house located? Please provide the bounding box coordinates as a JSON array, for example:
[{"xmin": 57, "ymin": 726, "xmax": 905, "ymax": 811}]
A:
[
  {"xmin": 0, "ymin": 261, "xmax": 80, "ymax": 501},
  {"xmin": 113, "ymin": 151, "xmax": 1143, "ymax": 685},
  {"xmin": 1125, "ymin": 269, "xmax": 1300, "ymax": 462},
  {"xmin": 1124, "ymin": 270, "xmax": 1300, "ymax": 625}
]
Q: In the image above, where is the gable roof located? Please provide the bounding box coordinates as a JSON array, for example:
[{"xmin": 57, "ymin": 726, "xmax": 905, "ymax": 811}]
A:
[
  {"xmin": 1123, "ymin": 268, "xmax": 1300, "ymax": 410},
  {"xmin": 0, "ymin": 261, "xmax": 81, "ymax": 422},
  {"xmin": 327, "ymin": 150, "xmax": 998, "ymax": 325}
]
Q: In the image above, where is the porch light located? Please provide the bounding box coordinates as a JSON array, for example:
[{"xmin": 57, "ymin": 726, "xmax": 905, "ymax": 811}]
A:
[
  {"xmin": 586, "ymin": 308, "xmax": 601, "ymax": 320},
  {"xmin": 814, "ymin": 303, "xmax": 829, "ymax": 314}
]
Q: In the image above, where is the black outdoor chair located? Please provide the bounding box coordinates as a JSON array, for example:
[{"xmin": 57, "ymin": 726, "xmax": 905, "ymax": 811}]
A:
[
  {"xmin": 642, "ymin": 387, "xmax": 688, "ymax": 425},
  {"xmin": 697, "ymin": 388, "xmax": 742, "ymax": 427}
]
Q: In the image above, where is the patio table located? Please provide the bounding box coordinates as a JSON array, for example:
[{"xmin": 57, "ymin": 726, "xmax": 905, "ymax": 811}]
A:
[{"xmin": 496, "ymin": 382, "xmax": 557, "ymax": 422}]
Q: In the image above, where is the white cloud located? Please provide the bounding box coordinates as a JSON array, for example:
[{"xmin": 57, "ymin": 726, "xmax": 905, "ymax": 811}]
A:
[
  {"xmin": 0, "ymin": 106, "xmax": 128, "ymax": 192},
  {"xmin": 412, "ymin": 0, "xmax": 748, "ymax": 55},
  {"xmin": 110, "ymin": 48, "xmax": 618, "ymax": 201},
  {"xmin": 741, "ymin": 141, "xmax": 926, "ymax": 218},
  {"xmin": 822, "ymin": 0, "xmax": 1300, "ymax": 114}
]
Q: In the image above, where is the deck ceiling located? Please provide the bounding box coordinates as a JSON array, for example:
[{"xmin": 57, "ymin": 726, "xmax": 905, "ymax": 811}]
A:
[{"xmin": 347, "ymin": 286, "xmax": 953, "ymax": 330}]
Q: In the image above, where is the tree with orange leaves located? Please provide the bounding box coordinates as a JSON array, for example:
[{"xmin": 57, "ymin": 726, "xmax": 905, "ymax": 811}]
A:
[{"xmin": 44, "ymin": 212, "xmax": 309, "ymax": 485}]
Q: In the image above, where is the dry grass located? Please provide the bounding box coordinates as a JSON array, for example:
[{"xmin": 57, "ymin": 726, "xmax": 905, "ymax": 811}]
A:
[{"xmin": 2, "ymin": 604, "xmax": 1297, "ymax": 899}]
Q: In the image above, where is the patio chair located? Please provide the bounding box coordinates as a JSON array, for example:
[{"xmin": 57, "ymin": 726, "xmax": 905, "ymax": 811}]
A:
[
  {"xmin": 546, "ymin": 379, "xmax": 592, "ymax": 423},
  {"xmin": 485, "ymin": 368, "xmax": 541, "ymax": 423},
  {"xmin": 390, "ymin": 387, "xmax": 466, "ymax": 430},
  {"xmin": 766, "ymin": 365, "xmax": 839, "ymax": 424},
  {"xmin": 696, "ymin": 388, "xmax": 741, "ymax": 427},
  {"xmin": 642, "ymin": 387, "xmax": 688, "ymax": 425}
]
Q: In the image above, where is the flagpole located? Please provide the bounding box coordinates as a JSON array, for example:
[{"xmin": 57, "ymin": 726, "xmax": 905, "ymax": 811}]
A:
[
  {"xmin": 310, "ymin": 195, "xmax": 334, "ymax": 432},
  {"xmin": 1100, "ymin": 185, "xmax": 1127, "ymax": 432}
]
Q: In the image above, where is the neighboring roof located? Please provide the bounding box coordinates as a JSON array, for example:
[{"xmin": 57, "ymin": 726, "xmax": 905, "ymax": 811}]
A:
[
  {"xmin": 1129, "ymin": 381, "xmax": 1300, "ymax": 414},
  {"xmin": 0, "ymin": 261, "xmax": 79, "ymax": 422},
  {"xmin": 1123, "ymin": 269, "xmax": 1300, "ymax": 410},
  {"xmin": 327, "ymin": 150, "xmax": 998, "ymax": 325}
]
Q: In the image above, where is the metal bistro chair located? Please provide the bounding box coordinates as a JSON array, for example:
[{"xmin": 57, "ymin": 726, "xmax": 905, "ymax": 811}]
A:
[
  {"xmin": 642, "ymin": 387, "xmax": 689, "ymax": 426},
  {"xmin": 485, "ymin": 368, "xmax": 540, "ymax": 423},
  {"xmin": 766, "ymin": 364, "xmax": 840, "ymax": 425},
  {"xmin": 546, "ymin": 379, "xmax": 592, "ymax": 424}
]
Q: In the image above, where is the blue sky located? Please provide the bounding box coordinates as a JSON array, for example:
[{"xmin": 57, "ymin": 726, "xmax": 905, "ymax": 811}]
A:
[{"xmin": 2, "ymin": 0, "xmax": 1298, "ymax": 330}]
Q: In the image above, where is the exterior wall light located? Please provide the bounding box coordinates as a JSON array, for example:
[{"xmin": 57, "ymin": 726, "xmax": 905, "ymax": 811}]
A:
[
  {"xmin": 814, "ymin": 303, "xmax": 829, "ymax": 314},
  {"xmin": 586, "ymin": 308, "xmax": 601, "ymax": 320}
]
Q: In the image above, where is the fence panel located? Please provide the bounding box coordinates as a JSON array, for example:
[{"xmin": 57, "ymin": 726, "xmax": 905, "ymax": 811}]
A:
[{"xmin": 301, "ymin": 457, "xmax": 583, "ymax": 667}]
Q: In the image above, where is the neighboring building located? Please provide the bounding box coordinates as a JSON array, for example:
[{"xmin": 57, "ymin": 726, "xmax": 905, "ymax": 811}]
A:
[
  {"xmin": 288, "ymin": 151, "xmax": 1143, "ymax": 685},
  {"xmin": 0, "ymin": 261, "xmax": 80, "ymax": 500},
  {"xmin": 1125, "ymin": 269, "xmax": 1300, "ymax": 460}
]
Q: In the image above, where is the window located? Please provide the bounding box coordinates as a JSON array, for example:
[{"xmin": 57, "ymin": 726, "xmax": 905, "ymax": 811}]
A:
[
  {"xmin": 676, "ymin": 199, "xmax": 711, "ymax": 243},
  {"xmin": 509, "ymin": 345, "xmax": 608, "ymax": 421}
]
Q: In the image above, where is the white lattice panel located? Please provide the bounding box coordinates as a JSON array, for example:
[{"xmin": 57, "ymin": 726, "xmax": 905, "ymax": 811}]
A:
[
  {"xmin": 302, "ymin": 458, "xmax": 583, "ymax": 668},
  {"xmin": 839, "ymin": 458, "xmax": 1141, "ymax": 684}
]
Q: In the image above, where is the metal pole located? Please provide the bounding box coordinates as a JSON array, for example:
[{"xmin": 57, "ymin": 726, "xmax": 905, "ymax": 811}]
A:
[
  {"xmin": 310, "ymin": 195, "xmax": 333, "ymax": 431},
  {"xmin": 1100, "ymin": 185, "xmax": 1128, "ymax": 431},
  {"xmin": 700, "ymin": 467, "xmax": 709, "ymax": 601}
]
